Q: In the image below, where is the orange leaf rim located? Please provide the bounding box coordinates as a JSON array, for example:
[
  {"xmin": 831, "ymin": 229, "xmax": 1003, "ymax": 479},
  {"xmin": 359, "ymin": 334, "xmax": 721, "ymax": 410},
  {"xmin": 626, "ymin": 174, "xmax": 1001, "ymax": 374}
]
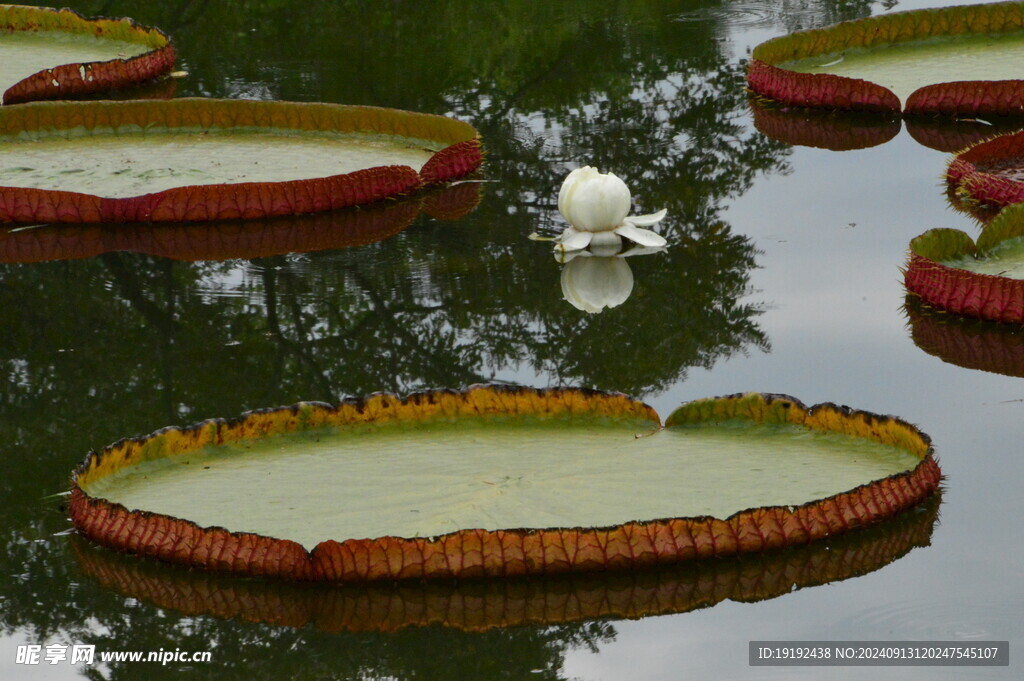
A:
[
  {"xmin": 68, "ymin": 386, "xmax": 941, "ymax": 583},
  {"xmin": 905, "ymin": 203, "xmax": 1024, "ymax": 323},
  {"xmin": 905, "ymin": 297, "xmax": 1024, "ymax": 378},
  {"xmin": 0, "ymin": 182, "xmax": 480, "ymax": 263},
  {"xmin": 747, "ymin": 1, "xmax": 1024, "ymax": 115},
  {"xmin": 0, "ymin": 4, "xmax": 175, "ymax": 105},
  {"xmin": 70, "ymin": 494, "xmax": 939, "ymax": 633},
  {"xmin": 0, "ymin": 99, "xmax": 483, "ymax": 223},
  {"xmin": 947, "ymin": 129, "xmax": 1024, "ymax": 209}
]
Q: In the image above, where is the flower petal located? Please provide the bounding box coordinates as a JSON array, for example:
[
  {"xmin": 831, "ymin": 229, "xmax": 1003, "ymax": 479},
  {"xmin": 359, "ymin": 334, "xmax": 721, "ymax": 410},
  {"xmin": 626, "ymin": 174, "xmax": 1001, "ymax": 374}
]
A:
[
  {"xmin": 614, "ymin": 222, "xmax": 667, "ymax": 247},
  {"xmin": 555, "ymin": 227, "xmax": 594, "ymax": 251},
  {"xmin": 618, "ymin": 245, "xmax": 667, "ymax": 258},
  {"xmin": 625, "ymin": 209, "xmax": 667, "ymax": 226}
]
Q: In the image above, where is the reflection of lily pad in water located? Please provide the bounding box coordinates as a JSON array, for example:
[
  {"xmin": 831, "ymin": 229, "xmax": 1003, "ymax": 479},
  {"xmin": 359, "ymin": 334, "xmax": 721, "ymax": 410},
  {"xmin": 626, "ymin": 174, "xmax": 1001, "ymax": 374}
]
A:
[
  {"xmin": 70, "ymin": 387, "xmax": 940, "ymax": 582},
  {"xmin": 0, "ymin": 6, "xmax": 174, "ymax": 105},
  {"xmin": 905, "ymin": 203, "xmax": 1024, "ymax": 323},
  {"xmin": 948, "ymin": 129, "xmax": 1024, "ymax": 209},
  {"xmin": 905, "ymin": 297, "xmax": 1024, "ymax": 378},
  {"xmin": 0, "ymin": 183, "xmax": 480, "ymax": 263},
  {"xmin": 748, "ymin": 2, "xmax": 1024, "ymax": 114},
  {"xmin": 0, "ymin": 99, "xmax": 482, "ymax": 223},
  {"xmin": 749, "ymin": 98, "xmax": 1024, "ymax": 153},
  {"xmin": 71, "ymin": 494, "xmax": 940, "ymax": 632}
]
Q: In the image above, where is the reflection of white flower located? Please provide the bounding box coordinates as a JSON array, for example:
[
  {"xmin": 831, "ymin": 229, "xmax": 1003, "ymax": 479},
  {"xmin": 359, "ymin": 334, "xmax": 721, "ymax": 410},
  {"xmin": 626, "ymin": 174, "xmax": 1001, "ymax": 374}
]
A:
[
  {"xmin": 561, "ymin": 255, "xmax": 634, "ymax": 313},
  {"xmin": 557, "ymin": 242, "xmax": 665, "ymax": 313},
  {"xmin": 556, "ymin": 166, "xmax": 667, "ymax": 252}
]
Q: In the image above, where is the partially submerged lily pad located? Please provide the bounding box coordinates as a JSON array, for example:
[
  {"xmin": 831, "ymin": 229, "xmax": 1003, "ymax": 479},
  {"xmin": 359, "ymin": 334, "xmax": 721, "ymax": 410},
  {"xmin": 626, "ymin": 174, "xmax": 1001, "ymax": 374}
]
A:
[
  {"xmin": 0, "ymin": 182, "xmax": 480, "ymax": 263},
  {"xmin": 905, "ymin": 203, "xmax": 1024, "ymax": 323},
  {"xmin": 948, "ymin": 128, "xmax": 1024, "ymax": 208},
  {"xmin": 0, "ymin": 99, "xmax": 483, "ymax": 223},
  {"xmin": 0, "ymin": 5, "xmax": 174, "ymax": 105},
  {"xmin": 905, "ymin": 297, "xmax": 1024, "ymax": 378},
  {"xmin": 69, "ymin": 386, "xmax": 941, "ymax": 582},
  {"xmin": 748, "ymin": 1, "xmax": 1024, "ymax": 115},
  {"xmin": 72, "ymin": 495, "xmax": 939, "ymax": 632}
]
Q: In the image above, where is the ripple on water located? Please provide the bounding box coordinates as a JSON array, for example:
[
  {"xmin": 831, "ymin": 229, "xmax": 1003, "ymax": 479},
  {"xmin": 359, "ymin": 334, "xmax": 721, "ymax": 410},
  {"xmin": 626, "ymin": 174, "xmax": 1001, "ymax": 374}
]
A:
[
  {"xmin": 672, "ymin": 3, "xmax": 778, "ymax": 29},
  {"xmin": 835, "ymin": 598, "xmax": 1024, "ymax": 640}
]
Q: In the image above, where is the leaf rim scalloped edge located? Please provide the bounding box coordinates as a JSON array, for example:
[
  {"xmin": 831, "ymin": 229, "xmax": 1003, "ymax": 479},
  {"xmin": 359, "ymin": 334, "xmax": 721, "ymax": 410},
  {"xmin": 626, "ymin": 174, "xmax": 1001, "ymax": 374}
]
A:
[
  {"xmin": 0, "ymin": 98, "xmax": 484, "ymax": 223},
  {"xmin": 905, "ymin": 203, "xmax": 1024, "ymax": 323},
  {"xmin": 0, "ymin": 4, "xmax": 176, "ymax": 105},
  {"xmin": 947, "ymin": 129, "xmax": 1024, "ymax": 209},
  {"xmin": 70, "ymin": 494, "xmax": 939, "ymax": 632},
  {"xmin": 68, "ymin": 385, "xmax": 941, "ymax": 583},
  {"xmin": 747, "ymin": 1, "xmax": 1024, "ymax": 115},
  {"xmin": 0, "ymin": 182, "xmax": 481, "ymax": 263}
]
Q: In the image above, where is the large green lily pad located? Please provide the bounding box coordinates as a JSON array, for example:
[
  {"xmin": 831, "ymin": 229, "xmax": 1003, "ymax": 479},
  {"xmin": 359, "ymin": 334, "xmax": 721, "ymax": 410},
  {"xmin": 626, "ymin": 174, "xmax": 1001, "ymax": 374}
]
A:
[
  {"xmin": 0, "ymin": 99, "xmax": 483, "ymax": 223},
  {"xmin": 0, "ymin": 5, "xmax": 174, "ymax": 105},
  {"xmin": 748, "ymin": 1, "xmax": 1024, "ymax": 114},
  {"xmin": 70, "ymin": 387, "xmax": 941, "ymax": 582}
]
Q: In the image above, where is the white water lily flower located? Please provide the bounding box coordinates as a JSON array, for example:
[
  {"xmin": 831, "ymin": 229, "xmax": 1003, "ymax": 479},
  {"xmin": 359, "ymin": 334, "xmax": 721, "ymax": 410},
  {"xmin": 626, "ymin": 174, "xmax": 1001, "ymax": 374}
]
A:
[{"xmin": 556, "ymin": 166, "xmax": 667, "ymax": 252}]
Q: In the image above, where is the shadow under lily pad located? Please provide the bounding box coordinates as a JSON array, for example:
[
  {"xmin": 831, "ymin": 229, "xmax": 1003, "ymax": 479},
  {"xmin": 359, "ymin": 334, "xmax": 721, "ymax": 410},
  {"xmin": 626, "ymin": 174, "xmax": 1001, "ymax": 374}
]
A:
[
  {"xmin": 69, "ymin": 386, "xmax": 941, "ymax": 582},
  {"xmin": 905, "ymin": 296, "xmax": 1024, "ymax": 378},
  {"xmin": 0, "ymin": 182, "xmax": 481, "ymax": 263}
]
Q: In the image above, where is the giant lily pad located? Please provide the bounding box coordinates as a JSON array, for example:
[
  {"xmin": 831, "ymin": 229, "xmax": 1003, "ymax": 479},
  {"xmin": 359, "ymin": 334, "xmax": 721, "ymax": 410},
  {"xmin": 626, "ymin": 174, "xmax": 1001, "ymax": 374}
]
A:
[
  {"xmin": 69, "ymin": 386, "xmax": 941, "ymax": 582},
  {"xmin": 905, "ymin": 203, "xmax": 1024, "ymax": 323},
  {"xmin": 0, "ymin": 5, "xmax": 174, "ymax": 105},
  {"xmin": 0, "ymin": 99, "xmax": 483, "ymax": 223},
  {"xmin": 906, "ymin": 297, "xmax": 1024, "ymax": 377},
  {"xmin": 948, "ymin": 128, "xmax": 1024, "ymax": 209},
  {"xmin": 71, "ymin": 495, "xmax": 938, "ymax": 632},
  {"xmin": 748, "ymin": 1, "xmax": 1024, "ymax": 115},
  {"xmin": 0, "ymin": 182, "xmax": 480, "ymax": 262}
]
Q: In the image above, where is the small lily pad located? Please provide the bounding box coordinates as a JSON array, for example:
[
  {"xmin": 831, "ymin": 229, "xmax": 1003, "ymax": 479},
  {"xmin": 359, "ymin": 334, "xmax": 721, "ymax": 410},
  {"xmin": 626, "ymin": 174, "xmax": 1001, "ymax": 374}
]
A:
[
  {"xmin": 748, "ymin": 1, "xmax": 1024, "ymax": 115},
  {"xmin": 0, "ymin": 99, "xmax": 482, "ymax": 223},
  {"xmin": 0, "ymin": 5, "xmax": 174, "ymax": 105},
  {"xmin": 72, "ymin": 494, "xmax": 939, "ymax": 631},
  {"xmin": 948, "ymin": 129, "xmax": 1024, "ymax": 208},
  {"xmin": 69, "ymin": 387, "xmax": 941, "ymax": 582},
  {"xmin": 905, "ymin": 203, "xmax": 1024, "ymax": 323}
]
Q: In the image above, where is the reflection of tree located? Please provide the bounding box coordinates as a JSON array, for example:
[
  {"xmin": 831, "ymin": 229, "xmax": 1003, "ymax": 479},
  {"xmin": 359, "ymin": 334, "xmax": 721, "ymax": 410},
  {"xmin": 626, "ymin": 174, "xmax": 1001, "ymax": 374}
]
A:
[{"xmin": 3, "ymin": 0, "xmax": 896, "ymax": 677}]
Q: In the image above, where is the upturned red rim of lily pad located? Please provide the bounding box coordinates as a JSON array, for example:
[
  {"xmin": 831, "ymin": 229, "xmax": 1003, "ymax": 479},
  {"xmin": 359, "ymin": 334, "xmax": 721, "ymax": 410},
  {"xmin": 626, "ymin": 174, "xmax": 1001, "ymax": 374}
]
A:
[
  {"xmin": 748, "ymin": 1, "xmax": 1024, "ymax": 115},
  {"xmin": 905, "ymin": 297, "xmax": 1024, "ymax": 378},
  {"xmin": 0, "ymin": 182, "xmax": 480, "ymax": 263},
  {"xmin": 0, "ymin": 99, "xmax": 483, "ymax": 224},
  {"xmin": 905, "ymin": 203, "xmax": 1024, "ymax": 323},
  {"xmin": 71, "ymin": 495, "xmax": 938, "ymax": 632},
  {"xmin": 0, "ymin": 5, "xmax": 175, "ymax": 105},
  {"xmin": 69, "ymin": 386, "xmax": 941, "ymax": 583},
  {"xmin": 948, "ymin": 129, "xmax": 1024, "ymax": 209}
]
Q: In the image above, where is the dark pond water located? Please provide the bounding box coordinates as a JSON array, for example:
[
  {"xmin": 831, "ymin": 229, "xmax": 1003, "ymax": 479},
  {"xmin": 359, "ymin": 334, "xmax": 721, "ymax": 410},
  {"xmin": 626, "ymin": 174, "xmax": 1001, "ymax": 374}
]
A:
[{"xmin": 1, "ymin": 1, "xmax": 1021, "ymax": 679}]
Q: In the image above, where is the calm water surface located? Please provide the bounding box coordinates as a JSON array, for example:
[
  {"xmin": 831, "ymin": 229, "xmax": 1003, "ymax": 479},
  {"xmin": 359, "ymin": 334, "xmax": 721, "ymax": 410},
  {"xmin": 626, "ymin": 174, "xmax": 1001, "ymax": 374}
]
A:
[{"xmin": 0, "ymin": 1, "xmax": 1021, "ymax": 679}]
